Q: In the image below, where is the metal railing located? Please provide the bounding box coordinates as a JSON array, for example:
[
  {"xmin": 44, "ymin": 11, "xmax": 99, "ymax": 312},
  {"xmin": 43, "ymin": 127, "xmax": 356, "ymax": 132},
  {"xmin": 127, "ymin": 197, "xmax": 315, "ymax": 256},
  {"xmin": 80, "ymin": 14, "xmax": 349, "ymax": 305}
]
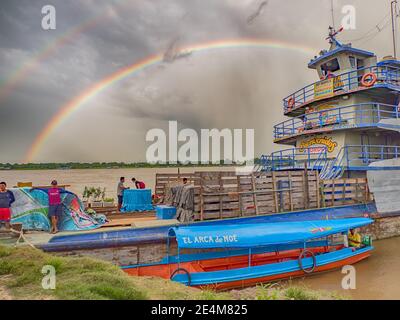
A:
[
  {"xmin": 283, "ymin": 65, "xmax": 400, "ymax": 113},
  {"xmin": 320, "ymin": 145, "xmax": 400, "ymax": 179},
  {"xmin": 274, "ymin": 103, "xmax": 398, "ymax": 140},
  {"xmin": 345, "ymin": 145, "xmax": 400, "ymax": 167},
  {"xmin": 261, "ymin": 147, "xmax": 328, "ymax": 171},
  {"xmin": 260, "ymin": 145, "xmax": 400, "ymax": 175}
]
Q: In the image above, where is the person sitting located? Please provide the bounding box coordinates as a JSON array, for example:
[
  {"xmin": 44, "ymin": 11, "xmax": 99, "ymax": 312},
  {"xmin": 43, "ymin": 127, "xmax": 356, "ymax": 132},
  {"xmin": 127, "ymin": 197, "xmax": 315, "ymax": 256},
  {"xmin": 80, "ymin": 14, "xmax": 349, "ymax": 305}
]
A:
[
  {"xmin": 132, "ymin": 178, "xmax": 146, "ymax": 189},
  {"xmin": 31, "ymin": 180, "xmax": 74, "ymax": 234},
  {"xmin": 0, "ymin": 182, "xmax": 15, "ymax": 230},
  {"xmin": 348, "ymin": 228, "xmax": 362, "ymax": 248}
]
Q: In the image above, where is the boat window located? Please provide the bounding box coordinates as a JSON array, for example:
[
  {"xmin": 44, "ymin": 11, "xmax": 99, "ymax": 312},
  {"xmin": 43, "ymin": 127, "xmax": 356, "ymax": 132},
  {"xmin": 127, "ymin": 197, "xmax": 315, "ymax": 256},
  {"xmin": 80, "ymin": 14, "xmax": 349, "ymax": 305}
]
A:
[
  {"xmin": 349, "ymin": 56, "xmax": 356, "ymax": 69},
  {"xmin": 321, "ymin": 58, "xmax": 340, "ymax": 73}
]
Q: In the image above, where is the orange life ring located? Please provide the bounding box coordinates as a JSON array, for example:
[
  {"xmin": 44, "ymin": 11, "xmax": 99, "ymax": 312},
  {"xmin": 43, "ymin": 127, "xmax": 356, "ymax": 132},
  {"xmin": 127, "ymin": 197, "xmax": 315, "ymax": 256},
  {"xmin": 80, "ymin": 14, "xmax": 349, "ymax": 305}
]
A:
[
  {"xmin": 287, "ymin": 97, "xmax": 295, "ymax": 111},
  {"xmin": 361, "ymin": 72, "xmax": 377, "ymax": 87}
]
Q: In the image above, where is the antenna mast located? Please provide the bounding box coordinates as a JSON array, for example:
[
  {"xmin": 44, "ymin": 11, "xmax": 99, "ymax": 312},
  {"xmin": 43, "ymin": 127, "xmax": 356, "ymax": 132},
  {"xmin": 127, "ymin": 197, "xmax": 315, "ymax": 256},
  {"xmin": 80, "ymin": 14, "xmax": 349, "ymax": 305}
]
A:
[
  {"xmin": 391, "ymin": 0, "xmax": 398, "ymax": 59},
  {"xmin": 330, "ymin": 0, "xmax": 336, "ymax": 29}
]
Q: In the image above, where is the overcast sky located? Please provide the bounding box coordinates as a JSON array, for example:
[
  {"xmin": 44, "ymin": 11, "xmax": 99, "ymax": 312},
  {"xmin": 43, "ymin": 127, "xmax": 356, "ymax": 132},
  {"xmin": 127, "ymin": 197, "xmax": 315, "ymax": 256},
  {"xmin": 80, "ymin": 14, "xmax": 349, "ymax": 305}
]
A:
[{"xmin": 0, "ymin": 0, "xmax": 396, "ymax": 163}]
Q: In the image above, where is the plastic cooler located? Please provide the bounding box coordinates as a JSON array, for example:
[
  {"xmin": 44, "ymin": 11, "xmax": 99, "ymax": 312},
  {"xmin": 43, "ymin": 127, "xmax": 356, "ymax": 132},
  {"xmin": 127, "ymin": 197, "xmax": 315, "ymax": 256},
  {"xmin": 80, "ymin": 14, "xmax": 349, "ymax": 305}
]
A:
[{"xmin": 156, "ymin": 205, "xmax": 177, "ymax": 220}]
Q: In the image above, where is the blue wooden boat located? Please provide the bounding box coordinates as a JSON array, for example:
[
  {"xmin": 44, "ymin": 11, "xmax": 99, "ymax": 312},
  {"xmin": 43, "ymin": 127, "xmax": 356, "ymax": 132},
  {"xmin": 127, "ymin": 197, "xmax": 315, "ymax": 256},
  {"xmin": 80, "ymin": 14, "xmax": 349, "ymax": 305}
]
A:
[{"xmin": 123, "ymin": 218, "xmax": 373, "ymax": 290}]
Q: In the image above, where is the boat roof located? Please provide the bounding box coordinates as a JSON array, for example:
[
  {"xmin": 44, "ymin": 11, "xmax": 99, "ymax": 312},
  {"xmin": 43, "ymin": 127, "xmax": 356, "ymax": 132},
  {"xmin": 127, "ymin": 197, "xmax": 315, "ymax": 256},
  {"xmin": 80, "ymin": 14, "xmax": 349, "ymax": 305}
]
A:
[
  {"xmin": 308, "ymin": 45, "xmax": 375, "ymax": 69},
  {"xmin": 168, "ymin": 218, "xmax": 373, "ymax": 249},
  {"xmin": 377, "ymin": 59, "xmax": 400, "ymax": 67}
]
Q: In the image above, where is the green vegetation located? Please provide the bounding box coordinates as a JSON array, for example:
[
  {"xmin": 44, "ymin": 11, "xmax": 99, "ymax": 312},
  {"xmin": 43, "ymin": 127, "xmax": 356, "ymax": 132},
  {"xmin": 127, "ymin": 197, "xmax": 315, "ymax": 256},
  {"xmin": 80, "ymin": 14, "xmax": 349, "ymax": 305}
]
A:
[
  {"xmin": 234, "ymin": 283, "xmax": 347, "ymax": 300},
  {"xmin": 0, "ymin": 245, "xmax": 344, "ymax": 300},
  {"xmin": 0, "ymin": 161, "xmax": 244, "ymax": 171},
  {"xmin": 82, "ymin": 187, "xmax": 106, "ymax": 202}
]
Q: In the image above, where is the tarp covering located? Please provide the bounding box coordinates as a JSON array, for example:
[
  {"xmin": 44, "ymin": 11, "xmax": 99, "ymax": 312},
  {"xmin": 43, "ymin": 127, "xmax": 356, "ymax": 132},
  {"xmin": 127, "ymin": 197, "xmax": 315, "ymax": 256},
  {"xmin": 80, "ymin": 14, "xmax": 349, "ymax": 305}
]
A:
[
  {"xmin": 121, "ymin": 189, "xmax": 154, "ymax": 212},
  {"xmin": 164, "ymin": 185, "xmax": 195, "ymax": 222},
  {"xmin": 169, "ymin": 218, "xmax": 373, "ymax": 249},
  {"xmin": 9, "ymin": 188, "xmax": 105, "ymax": 231}
]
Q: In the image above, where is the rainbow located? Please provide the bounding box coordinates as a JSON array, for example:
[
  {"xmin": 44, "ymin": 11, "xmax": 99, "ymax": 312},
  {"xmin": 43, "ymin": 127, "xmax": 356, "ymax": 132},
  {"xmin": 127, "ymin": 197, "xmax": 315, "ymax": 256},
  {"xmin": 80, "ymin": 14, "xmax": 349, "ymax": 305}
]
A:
[
  {"xmin": 0, "ymin": 0, "xmax": 128, "ymax": 102},
  {"xmin": 24, "ymin": 38, "xmax": 317, "ymax": 163}
]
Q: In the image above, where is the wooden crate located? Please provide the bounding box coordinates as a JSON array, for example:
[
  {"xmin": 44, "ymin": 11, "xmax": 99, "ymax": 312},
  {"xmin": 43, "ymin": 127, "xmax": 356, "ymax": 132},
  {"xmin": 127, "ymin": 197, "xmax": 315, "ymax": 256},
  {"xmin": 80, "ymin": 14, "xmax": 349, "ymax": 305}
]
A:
[
  {"xmin": 155, "ymin": 173, "xmax": 198, "ymax": 198},
  {"xmin": 194, "ymin": 170, "xmax": 320, "ymax": 221},
  {"xmin": 320, "ymin": 178, "xmax": 372, "ymax": 207}
]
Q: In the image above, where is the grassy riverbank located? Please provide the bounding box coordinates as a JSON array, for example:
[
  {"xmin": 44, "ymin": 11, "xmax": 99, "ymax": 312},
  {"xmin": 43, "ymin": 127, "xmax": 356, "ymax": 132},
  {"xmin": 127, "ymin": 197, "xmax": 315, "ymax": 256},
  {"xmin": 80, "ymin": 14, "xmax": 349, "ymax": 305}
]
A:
[{"xmin": 0, "ymin": 245, "xmax": 345, "ymax": 300}]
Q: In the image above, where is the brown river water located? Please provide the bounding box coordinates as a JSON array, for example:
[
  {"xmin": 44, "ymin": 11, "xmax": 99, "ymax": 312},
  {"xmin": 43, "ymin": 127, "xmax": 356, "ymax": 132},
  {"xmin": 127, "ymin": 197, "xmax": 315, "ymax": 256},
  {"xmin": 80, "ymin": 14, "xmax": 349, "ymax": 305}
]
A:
[
  {"xmin": 1, "ymin": 168, "xmax": 399, "ymax": 300},
  {"xmin": 0, "ymin": 167, "xmax": 231, "ymax": 199},
  {"xmin": 291, "ymin": 237, "xmax": 400, "ymax": 300}
]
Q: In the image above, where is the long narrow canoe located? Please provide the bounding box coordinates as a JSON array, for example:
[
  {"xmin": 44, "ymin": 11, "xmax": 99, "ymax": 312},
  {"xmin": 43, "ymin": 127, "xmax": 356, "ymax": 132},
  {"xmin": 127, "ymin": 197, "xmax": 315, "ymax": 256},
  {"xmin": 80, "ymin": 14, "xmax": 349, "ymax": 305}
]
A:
[{"xmin": 123, "ymin": 218, "xmax": 373, "ymax": 290}]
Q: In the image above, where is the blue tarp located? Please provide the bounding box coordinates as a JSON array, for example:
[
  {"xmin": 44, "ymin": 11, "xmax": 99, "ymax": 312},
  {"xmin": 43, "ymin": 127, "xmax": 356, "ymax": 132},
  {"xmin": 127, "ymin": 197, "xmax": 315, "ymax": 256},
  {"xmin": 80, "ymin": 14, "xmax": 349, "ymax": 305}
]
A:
[
  {"xmin": 121, "ymin": 189, "xmax": 154, "ymax": 212},
  {"xmin": 169, "ymin": 218, "xmax": 373, "ymax": 249}
]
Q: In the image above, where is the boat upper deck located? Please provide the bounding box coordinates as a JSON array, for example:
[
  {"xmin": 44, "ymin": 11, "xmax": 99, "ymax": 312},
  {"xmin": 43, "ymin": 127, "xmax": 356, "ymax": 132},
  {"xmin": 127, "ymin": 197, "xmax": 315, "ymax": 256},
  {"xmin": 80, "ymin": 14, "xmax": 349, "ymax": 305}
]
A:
[
  {"xmin": 274, "ymin": 102, "xmax": 400, "ymax": 143},
  {"xmin": 283, "ymin": 64, "xmax": 400, "ymax": 116}
]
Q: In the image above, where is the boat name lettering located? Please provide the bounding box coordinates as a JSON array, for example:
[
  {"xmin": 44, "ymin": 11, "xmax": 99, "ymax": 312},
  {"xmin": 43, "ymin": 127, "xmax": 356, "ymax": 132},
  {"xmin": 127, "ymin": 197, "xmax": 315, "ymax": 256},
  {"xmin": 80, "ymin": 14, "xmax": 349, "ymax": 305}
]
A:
[
  {"xmin": 182, "ymin": 234, "xmax": 238, "ymax": 244},
  {"xmin": 299, "ymin": 136, "xmax": 338, "ymax": 153}
]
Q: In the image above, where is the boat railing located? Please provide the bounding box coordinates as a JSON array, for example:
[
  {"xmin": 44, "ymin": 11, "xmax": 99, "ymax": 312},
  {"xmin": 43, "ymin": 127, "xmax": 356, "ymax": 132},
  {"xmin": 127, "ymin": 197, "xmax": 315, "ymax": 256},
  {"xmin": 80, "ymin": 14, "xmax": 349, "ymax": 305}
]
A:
[
  {"xmin": 267, "ymin": 147, "xmax": 328, "ymax": 171},
  {"xmin": 253, "ymin": 155, "xmax": 271, "ymax": 172},
  {"xmin": 261, "ymin": 145, "xmax": 400, "ymax": 176},
  {"xmin": 319, "ymin": 144, "xmax": 400, "ymax": 179},
  {"xmin": 274, "ymin": 103, "xmax": 398, "ymax": 140},
  {"xmin": 344, "ymin": 145, "xmax": 400, "ymax": 167},
  {"xmin": 283, "ymin": 65, "xmax": 400, "ymax": 113}
]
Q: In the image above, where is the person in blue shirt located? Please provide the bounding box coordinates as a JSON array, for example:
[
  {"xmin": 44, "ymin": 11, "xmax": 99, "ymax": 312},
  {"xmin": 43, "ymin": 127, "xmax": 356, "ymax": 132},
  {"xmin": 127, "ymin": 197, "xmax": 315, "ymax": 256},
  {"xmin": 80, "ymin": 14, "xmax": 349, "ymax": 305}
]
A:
[{"xmin": 0, "ymin": 182, "xmax": 15, "ymax": 230}]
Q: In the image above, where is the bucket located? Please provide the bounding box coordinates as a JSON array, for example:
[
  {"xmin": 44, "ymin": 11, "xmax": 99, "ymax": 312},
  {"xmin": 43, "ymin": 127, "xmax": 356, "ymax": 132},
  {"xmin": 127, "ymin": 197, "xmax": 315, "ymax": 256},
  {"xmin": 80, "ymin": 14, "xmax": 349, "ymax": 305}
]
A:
[{"xmin": 362, "ymin": 235, "xmax": 372, "ymax": 246}]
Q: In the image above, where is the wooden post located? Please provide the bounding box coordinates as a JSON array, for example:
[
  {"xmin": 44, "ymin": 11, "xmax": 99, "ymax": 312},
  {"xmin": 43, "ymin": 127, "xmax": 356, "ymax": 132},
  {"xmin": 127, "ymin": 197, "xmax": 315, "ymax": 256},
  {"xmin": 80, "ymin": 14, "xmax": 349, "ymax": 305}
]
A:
[
  {"xmin": 288, "ymin": 171, "xmax": 294, "ymax": 211},
  {"xmin": 237, "ymin": 175, "xmax": 243, "ymax": 216},
  {"xmin": 200, "ymin": 173, "xmax": 204, "ymax": 221},
  {"xmin": 219, "ymin": 172, "xmax": 223, "ymax": 219},
  {"xmin": 321, "ymin": 179, "xmax": 326, "ymax": 208},
  {"xmin": 272, "ymin": 172, "xmax": 279, "ymax": 213},
  {"xmin": 342, "ymin": 178, "xmax": 346, "ymax": 204},
  {"xmin": 316, "ymin": 172, "xmax": 321, "ymax": 208},
  {"xmin": 303, "ymin": 167, "xmax": 310, "ymax": 209},
  {"xmin": 251, "ymin": 173, "xmax": 259, "ymax": 215},
  {"xmin": 365, "ymin": 179, "xmax": 370, "ymax": 203}
]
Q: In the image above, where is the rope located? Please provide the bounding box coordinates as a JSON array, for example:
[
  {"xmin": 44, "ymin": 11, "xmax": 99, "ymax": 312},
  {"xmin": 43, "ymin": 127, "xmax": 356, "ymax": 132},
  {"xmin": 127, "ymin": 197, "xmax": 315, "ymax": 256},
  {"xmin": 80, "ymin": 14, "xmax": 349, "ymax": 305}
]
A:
[
  {"xmin": 170, "ymin": 267, "xmax": 192, "ymax": 286},
  {"xmin": 343, "ymin": 12, "xmax": 391, "ymax": 45},
  {"xmin": 9, "ymin": 228, "xmax": 36, "ymax": 249}
]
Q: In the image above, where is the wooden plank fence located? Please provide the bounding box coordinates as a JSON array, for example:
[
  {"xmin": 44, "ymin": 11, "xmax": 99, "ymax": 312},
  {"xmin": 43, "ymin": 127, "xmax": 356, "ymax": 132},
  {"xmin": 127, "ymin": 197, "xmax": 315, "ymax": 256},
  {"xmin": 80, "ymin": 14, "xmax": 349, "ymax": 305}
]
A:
[
  {"xmin": 321, "ymin": 178, "xmax": 372, "ymax": 207},
  {"xmin": 155, "ymin": 173, "xmax": 198, "ymax": 198},
  {"xmin": 193, "ymin": 170, "xmax": 320, "ymax": 220},
  {"xmin": 155, "ymin": 171, "xmax": 372, "ymax": 221}
]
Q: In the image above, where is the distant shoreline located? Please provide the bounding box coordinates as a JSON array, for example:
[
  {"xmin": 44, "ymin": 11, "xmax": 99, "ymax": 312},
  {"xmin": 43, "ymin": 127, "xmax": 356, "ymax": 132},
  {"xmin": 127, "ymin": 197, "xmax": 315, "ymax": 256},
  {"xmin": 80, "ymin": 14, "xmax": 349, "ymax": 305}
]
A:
[{"xmin": 0, "ymin": 163, "xmax": 246, "ymax": 171}]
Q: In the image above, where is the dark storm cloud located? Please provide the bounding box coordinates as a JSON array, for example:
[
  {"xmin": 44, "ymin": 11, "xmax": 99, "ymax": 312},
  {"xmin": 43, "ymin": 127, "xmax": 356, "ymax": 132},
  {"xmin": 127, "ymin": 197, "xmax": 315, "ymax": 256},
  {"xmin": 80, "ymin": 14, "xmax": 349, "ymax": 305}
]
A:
[{"xmin": 0, "ymin": 0, "xmax": 395, "ymax": 162}]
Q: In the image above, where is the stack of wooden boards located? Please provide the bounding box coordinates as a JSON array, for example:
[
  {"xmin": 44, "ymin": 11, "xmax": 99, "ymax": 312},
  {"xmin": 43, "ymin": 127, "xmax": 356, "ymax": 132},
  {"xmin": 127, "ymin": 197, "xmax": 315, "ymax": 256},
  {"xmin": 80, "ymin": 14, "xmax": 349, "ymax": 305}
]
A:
[{"xmin": 156, "ymin": 170, "xmax": 372, "ymax": 221}]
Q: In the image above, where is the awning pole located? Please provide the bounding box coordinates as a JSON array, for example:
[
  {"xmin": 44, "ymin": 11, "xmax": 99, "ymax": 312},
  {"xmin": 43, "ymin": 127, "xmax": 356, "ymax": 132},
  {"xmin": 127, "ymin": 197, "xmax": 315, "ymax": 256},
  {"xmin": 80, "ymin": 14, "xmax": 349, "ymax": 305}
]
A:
[
  {"xmin": 177, "ymin": 247, "xmax": 181, "ymax": 270},
  {"xmin": 167, "ymin": 235, "xmax": 171, "ymax": 276},
  {"xmin": 248, "ymin": 248, "xmax": 252, "ymax": 267}
]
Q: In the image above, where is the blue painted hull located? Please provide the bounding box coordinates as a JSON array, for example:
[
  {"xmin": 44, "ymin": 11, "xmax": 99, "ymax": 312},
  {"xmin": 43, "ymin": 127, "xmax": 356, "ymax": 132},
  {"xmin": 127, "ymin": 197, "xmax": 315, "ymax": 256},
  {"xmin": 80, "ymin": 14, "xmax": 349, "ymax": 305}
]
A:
[{"xmin": 172, "ymin": 247, "xmax": 373, "ymax": 288}]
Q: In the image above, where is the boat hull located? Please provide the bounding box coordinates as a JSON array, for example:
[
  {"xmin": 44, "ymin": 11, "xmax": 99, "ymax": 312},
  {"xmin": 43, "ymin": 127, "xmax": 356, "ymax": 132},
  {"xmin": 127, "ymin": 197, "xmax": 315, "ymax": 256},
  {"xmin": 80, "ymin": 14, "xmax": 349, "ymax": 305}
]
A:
[
  {"xmin": 195, "ymin": 248, "xmax": 371, "ymax": 291},
  {"xmin": 123, "ymin": 246, "xmax": 372, "ymax": 291}
]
